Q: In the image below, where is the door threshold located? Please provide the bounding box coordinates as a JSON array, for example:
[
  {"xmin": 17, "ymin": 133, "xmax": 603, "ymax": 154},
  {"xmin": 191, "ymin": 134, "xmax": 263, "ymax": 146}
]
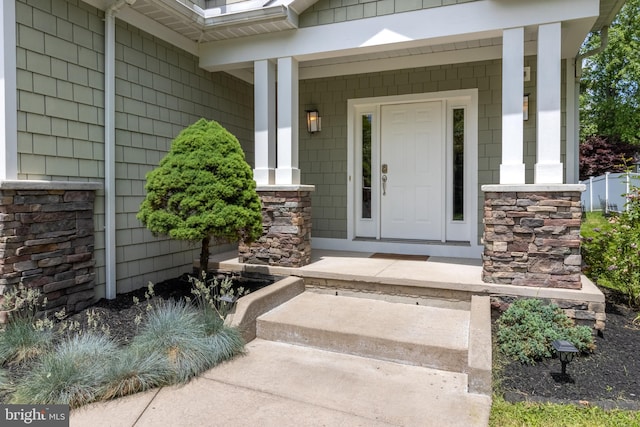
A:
[{"xmin": 353, "ymin": 237, "xmax": 471, "ymax": 246}]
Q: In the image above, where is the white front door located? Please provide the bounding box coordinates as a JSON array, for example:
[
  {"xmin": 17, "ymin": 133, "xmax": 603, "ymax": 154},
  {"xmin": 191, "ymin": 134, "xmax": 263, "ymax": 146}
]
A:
[{"xmin": 380, "ymin": 102, "xmax": 444, "ymax": 240}]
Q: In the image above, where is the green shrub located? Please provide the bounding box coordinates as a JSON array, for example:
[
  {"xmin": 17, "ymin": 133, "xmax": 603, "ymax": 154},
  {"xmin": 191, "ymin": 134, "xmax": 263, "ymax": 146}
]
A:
[
  {"xmin": 137, "ymin": 118, "xmax": 263, "ymax": 273},
  {"xmin": 497, "ymin": 299, "xmax": 594, "ymax": 364},
  {"xmin": 582, "ymin": 184, "xmax": 640, "ymax": 306}
]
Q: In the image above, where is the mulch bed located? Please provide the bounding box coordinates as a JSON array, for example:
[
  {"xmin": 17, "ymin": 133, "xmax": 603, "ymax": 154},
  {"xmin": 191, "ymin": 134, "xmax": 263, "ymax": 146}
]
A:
[
  {"xmin": 68, "ymin": 273, "xmax": 272, "ymax": 345},
  {"xmin": 494, "ymin": 288, "xmax": 640, "ymax": 410}
]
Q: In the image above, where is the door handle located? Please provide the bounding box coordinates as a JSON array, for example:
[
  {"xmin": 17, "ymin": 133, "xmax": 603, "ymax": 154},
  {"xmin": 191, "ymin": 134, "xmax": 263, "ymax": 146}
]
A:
[{"xmin": 382, "ymin": 174, "xmax": 387, "ymax": 195}]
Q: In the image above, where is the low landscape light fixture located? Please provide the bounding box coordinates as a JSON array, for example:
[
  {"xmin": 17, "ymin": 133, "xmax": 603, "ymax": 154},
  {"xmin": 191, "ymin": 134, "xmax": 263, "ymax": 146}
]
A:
[
  {"xmin": 552, "ymin": 339, "xmax": 579, "ymax": 376},
  {"xmin": 306, "ymin": 110, "xmax": 321, "ymax": 134},
  {"xmin": 219, "ymin": 295, "xmax": 238, "ymax": 304}
]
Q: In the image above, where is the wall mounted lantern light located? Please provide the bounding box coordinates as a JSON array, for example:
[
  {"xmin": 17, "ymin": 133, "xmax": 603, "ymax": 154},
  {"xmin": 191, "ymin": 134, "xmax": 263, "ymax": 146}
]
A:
[
  {"xmin": 523, "ymin": 95, "xmax": 529, "ymax": 121},
  {"xmin": 306, "ymin": 110, "xmax": 321, "ymax": 133}
]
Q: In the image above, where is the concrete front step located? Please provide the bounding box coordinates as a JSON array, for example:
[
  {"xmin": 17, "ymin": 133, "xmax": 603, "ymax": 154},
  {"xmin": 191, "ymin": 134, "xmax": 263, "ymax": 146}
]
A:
[{"xmin": 257, "ymin": 291, "xmax": 470, "ymax": 373}]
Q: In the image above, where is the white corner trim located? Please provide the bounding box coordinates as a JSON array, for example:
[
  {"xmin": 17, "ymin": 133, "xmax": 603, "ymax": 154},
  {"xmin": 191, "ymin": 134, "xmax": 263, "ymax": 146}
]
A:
[{"xmin": 0, "ymin": 0, "xmax": 17, "ymax": 180}]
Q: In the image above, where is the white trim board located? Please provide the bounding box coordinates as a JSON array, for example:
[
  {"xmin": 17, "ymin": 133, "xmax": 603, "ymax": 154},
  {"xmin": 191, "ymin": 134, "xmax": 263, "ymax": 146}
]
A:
[{"xmin": 199, "ymin": 0, "xmax": 599, "ymax": 71}]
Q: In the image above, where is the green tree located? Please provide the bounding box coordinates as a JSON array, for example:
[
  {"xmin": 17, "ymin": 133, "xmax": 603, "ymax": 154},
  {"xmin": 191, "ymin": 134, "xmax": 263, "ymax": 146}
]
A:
[
  {"xmin": 137, "ymin": 119, "xmax": 263, "ymax": 274},
  {"xmin": 580, "ymin": 0, "xmax": 640, "ymax": 143}
]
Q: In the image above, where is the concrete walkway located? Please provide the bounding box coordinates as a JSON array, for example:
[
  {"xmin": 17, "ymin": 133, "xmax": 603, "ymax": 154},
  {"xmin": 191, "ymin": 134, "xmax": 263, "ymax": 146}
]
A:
[{"xmin": 72, "ymin": 339, "xmax": 490, "ymax": 427}]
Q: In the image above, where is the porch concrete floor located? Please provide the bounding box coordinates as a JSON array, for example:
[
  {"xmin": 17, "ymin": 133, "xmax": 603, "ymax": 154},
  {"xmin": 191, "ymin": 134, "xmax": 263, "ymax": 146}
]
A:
[{"xmin": 207, "ymin": 249, "xmax": 605, "ymax": 305}]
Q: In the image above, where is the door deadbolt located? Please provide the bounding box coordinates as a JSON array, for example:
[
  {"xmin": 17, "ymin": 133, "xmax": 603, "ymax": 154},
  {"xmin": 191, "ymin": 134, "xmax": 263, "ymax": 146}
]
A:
[{"xmin": 381, "ymin": 164, "xmax": 388, "ymax": 173}]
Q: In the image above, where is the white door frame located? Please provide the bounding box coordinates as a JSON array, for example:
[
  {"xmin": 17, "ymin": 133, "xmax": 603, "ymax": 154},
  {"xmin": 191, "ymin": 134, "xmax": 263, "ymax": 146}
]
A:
[{"xmin": 347, "ymin": 89, "xmax": 478, "ymax": 248}]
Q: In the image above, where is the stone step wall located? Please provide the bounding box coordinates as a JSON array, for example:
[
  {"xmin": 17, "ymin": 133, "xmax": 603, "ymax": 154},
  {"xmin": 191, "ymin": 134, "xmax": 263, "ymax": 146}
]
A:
[{"xmin": 0, "ymin": 181, "xmax": 101, "ymax": 314}]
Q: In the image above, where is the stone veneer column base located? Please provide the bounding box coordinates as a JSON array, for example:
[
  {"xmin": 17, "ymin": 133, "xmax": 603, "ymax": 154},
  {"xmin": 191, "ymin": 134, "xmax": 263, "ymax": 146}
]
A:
[
  {"xmin": 481, "ymin": 184, "xmax": 585, "ymax": 289},
  {"xmin": 0, "ymin": 180, "xmax": 102, "ymax": 314},
  {"xmin": 239, "ymin": 185, "xmax": 315, "ymax": 268}
]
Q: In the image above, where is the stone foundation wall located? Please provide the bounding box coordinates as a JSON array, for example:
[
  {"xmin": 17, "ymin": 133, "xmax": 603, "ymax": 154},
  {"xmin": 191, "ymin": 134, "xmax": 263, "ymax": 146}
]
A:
[
  {"xmin": 239, "ymin": 186, "xmax": 314, "ymax": 268},
  {"xmin": 482, "ymin": 185, "xmax": 585, "ymax": 289},
  {"xmin": 0, "ymin": 181, "xmax": 101, "ymax": 314}
]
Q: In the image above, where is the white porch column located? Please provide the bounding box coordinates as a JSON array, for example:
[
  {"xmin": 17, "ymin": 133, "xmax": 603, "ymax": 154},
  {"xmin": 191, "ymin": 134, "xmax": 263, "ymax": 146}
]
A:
[
  {"xmin": 500, "ymin": 27, "xmax": 525, "ymax": 184},
  {"xmin": 0, "ymin": 0, "xmax": 17, "ymax": 180},
  {"xmin": 276, "ymin": 57, "xmax": 300, "ymax": 185},
  {"xmin": 535, "ymin": 23, "xmax": 563, "ymax": 184},
  {"xmin": 566, "ymin": 58, "xmax": 579, "ymax": 184},
  {"xmin": 253, "ymin": 60, "xmax": 276, "ymax": 185}
]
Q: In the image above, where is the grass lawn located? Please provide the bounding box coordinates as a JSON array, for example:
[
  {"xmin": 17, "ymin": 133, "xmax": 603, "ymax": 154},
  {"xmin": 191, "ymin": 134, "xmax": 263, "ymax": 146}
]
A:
[
  {"xmin": 581, "ymin": 211, "xmax": 614, "ymax": 240},
  {"xmin": 490, "ymin": 396, "xmax": 640, "ymax": 426},
  {"xmin": 489, "ymin": 211, "xmax": 640, "ymax": 426}
]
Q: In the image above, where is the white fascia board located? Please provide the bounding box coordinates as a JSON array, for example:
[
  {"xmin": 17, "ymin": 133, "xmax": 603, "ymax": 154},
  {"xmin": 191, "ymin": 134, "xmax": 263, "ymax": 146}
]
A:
[
  {"xmin": 300, "ymin": 43, "xmax": 534, "ymax": 80},
  {"xmin": 199, "ymin": 0, "xmax": 599, "ymax": 71},
  {"xmin": 303, "ymin": 39, "xmax": 540, "ymax": 80},
  {"xmin": 236, "ymin": 39, "xmax": 538, "ymax": 83}
]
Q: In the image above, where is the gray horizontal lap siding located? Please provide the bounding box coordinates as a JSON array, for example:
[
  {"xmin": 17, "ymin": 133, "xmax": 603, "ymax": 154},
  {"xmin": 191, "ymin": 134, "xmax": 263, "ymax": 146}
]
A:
[{"xmin": 16, "ymin": 0, "xmax": 254, "ymax": 296}]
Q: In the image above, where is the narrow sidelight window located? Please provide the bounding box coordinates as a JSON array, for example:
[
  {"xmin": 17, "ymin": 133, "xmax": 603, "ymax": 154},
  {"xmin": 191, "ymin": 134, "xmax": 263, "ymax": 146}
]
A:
[
  {"xmin": 362, "ymin": 114, "xmax": 372, "ymax": 219},
  {"xmin": 453, "ymin": 108, "xmax": 464, "ymax": 221}
]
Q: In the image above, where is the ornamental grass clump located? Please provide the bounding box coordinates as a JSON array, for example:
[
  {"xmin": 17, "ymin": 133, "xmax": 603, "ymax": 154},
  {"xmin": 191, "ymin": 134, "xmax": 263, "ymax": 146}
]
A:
[
  {"xmin": 131, "ymin": 299, "xmax": 244, "ymax": 384},
  {"xmin": 12, "ymin": 333, "xmax": 117, "ymax": 408},
  {"xmin": 98, "ymin": 347, "xmax": 173, "ymax": 401},
  {"xmin": 497, "ymin": 299, "xmax": 594, "ymax": 364},
  {"xmin": 0, "ymin": 316, "xmax": 53, "ymax": 365},
  {"xmin": 2, "ymin": 275, "xmax": 246, "ymax": 407}
]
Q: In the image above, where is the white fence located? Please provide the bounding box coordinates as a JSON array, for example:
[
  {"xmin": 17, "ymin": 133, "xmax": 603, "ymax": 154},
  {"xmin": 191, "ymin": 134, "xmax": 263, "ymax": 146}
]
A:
[{"xmin": 580, "ymin": 172, "xmax": 640, "ymax": 213}]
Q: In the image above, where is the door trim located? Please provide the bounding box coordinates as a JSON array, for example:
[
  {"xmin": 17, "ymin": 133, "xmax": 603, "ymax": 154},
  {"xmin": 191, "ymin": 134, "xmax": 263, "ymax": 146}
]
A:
[{"xmin": 347, "ymin": 89, "xmax": 478, "ymax": 247}]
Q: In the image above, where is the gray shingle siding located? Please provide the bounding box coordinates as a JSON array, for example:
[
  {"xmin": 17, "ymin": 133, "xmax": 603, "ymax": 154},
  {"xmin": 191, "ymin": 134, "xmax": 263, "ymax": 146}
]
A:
[
  {"xmin": 16, "ymin": 0, "xmax": 254, "ymax": 296},
  {"xmin": 299, "ymin": 0, "xmax": 481, "ymax": 27}
]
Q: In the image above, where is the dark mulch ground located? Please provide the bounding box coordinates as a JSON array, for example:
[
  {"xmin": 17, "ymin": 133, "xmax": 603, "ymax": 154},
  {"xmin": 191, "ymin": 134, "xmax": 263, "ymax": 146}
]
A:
[
  {"xmin": 66, "ymin": 272, "xmax": 273, "ymax": 345},
  {"xmin": 494, "ymin": 288, "xmax": 640, "ymax": 410}
]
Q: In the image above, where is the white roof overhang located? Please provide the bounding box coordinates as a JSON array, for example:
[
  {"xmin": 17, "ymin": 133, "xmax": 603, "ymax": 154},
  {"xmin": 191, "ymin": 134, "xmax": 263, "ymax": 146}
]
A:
[
  {"xmin": 84, "ymin": 0, "xmax": 624, "ymax": 83},
  {"xmin": 198, "ymin": 0, "xmax": 600, "ymax": 81}
]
